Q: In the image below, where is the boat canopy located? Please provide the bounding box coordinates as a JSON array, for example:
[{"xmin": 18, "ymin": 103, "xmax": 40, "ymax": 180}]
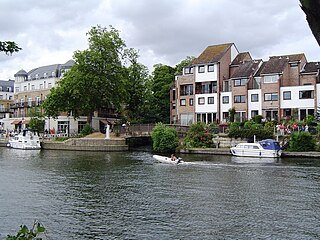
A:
[{"xmin": 259, "ymin": 139, "xmax": 281, "ymax": 150}]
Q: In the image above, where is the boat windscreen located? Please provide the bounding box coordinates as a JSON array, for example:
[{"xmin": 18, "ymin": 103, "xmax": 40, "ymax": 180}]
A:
[{"xmin": 259, "ymin": 139, "xmax": 281, "ymax": 150}]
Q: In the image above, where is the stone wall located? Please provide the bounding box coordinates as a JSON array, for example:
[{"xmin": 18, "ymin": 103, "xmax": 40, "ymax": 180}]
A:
[{"xmin": 42, "ymin": 138, "xmax": 128, "ymax": 151}]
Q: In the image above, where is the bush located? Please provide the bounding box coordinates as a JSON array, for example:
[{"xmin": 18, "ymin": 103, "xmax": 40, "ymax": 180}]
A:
[
  {"xmin": 151, "ymin": 123, "xmax": 179, "ymax": 152},
  {"xmin": 288, "ymin": 131, "xmax": 315, "ymax": 152},
  {"xmin": 80, "ymin": 124, "xmax": 93, "ymax": 136},
  {"xmin": 228, "ymin": 128, "xmax": 274, "ymax": 140},
  {"xmin": 183, "ymin": 122, "xmax": 213, "ymax": 148},
  {"xmin": 6, "ymin": 221, "xmax": 45, "ymax": 240}
]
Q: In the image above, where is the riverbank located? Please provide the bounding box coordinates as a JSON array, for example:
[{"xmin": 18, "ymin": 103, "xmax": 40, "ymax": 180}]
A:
[{"xmin": 179, "ymin": 147, "xmax": 320, "ymax": 158}]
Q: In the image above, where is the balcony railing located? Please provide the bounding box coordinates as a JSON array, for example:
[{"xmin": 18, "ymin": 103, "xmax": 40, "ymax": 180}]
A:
[{"xmin": 10, "ymin": 100, "xmax": 44, "ymax": 109}]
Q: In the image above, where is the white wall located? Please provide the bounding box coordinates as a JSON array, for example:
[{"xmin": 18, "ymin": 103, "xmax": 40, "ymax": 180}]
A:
[
  {"xmin": 280, "ymin": 85, "xmax": 314, "ymax": 109},
  {"xmin": 248, "ymin": 89, "xmax": 262, "ymax": 119},
  {"xmin": 195, "ymin": 93, "xmax": 218, "ymax": 113},
  {"xmin": 220, "ymin": 92, "xmax": 232, "ymax": 122},
  {"xmin": 194, "ymin": 64, "xmax": 218, "ymax": 82}
]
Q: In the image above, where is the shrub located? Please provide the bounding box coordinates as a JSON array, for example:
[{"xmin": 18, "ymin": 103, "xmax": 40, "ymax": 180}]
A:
[
  {"xmin": 288, "ymin": 131, "xmax": 315, "ymax": 152},
  {"xmin": 228, "ymin": 128, "xmax": 274, "ymax": 140},
  {"xmin": 6, "ymin": 221, "xmax": 45, "ymax": 240},
  {"xmin": 252, "ymin": 115, "xmax": 263, "ymax": 124},
  {"xmin": 80, "ymin": 124, "xmax": 93, "ymax": 136},
  {"xmin": 229, "ymin": 122, "xmax": 241, "ymax": 129},
  {"xmin": 183, "ymin": 122, "xmax": 213, "ymax": 148},
  {"xmin": 208, "ymin": 123, "xmax": 219, "ymax": 134},
  {"xmin": 151, "ymin": 123, "xmax": 179, "ymax": 152}
]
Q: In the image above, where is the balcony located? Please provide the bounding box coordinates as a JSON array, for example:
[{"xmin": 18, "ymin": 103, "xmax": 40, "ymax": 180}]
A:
[{"xmin": 10, "ymin": 100, "xmax": 44, "ymax": 109}]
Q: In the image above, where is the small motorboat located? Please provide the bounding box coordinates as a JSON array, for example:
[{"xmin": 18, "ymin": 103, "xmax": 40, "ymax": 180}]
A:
[
  {"xmin": 230, "ymin": 139, "xmax": 281, "ymax": 158},
  {"xmin": 153, "ymin": 155, "xmax": 184, "ymax": 164},
  {"xmin": 7, "ymin": 129, "xmax": 41, "ymax": 150}
]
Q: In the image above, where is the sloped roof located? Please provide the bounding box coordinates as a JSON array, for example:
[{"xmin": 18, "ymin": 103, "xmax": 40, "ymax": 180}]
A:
[
  {"xmin": 260, "ymin": 54, "xmax": 305, "ymax": 75},
  {"xmin": 231, "ymin": 60, "xmax": 262, "ymax": 79},
  {"xmin": 192, "ymin": 43, "xmax": 234, "ymax": 65},
  {"xmin": 231, "ymin": 52, "xmax": 252, "ymax": 66},
  {"xmin": 301, "ymin": 62, "xmax": 320, "ymax": 73},
  {"xmin": 14, "ymin": 69, "xmax": 27, "ymax": 77},
  {"xmin": 0, "ymin": 80, "xmax": 14, "ymax": 91}
]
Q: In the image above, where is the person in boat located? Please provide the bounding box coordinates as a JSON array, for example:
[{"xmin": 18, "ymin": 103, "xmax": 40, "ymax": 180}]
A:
[{"xmin": 171, "ymin": 154, "xmax": 177, "ymax": 161}]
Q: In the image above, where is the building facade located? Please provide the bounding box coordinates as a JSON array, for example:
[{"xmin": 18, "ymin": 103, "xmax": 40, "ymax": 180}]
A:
[{"xmin": 171, "ymin": 43, "xmax": 320, "ymax": 125}]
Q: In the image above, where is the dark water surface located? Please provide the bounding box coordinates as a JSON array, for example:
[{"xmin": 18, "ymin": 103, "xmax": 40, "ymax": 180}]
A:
[{"xmin": 1, "ymin": 148, "xmax": 320, "ymax": 239}]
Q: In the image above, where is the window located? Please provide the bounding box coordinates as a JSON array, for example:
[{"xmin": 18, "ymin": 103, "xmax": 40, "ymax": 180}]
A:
[
  {"xmin": 251, "ymin": 94, "xmax": 259, "ymax": 102},
  {"xmin": 299, "ymin": 90, "xmax": 314, "ymax": 99},
  {"xmin": 263, "ymin": 75, "xmax": 279, "ymax": 83},
  {"xmin": 234, "ymin": 78, "xmax": 247, "ymax": 87},
  {"xmin": 36, "ymin": 96, "xmax": 40, "ymax": 106},
  {"xmin": 180, "ymin": 84, "xmax": 193, "ymax": 96},
  {"xmin": 234, "ymin": 95, "xmax": 246, "ymax": 103},
  {"xmin": 180, "ymin": 99, "xmax": 186, "ymax": 106},
  {"xmin": 0, "ymin": 95, "xmax": 2, "ymax": 100},
  {"xmin": 196, "ymin": 81, "xmax": 217, "ymax": 94},
  {"xmin": 264, "ymin": 93, "xmax": 278, "ymax": 101},
  {"xmin": 198, "ymin": 97, "xmax": 205, "ymax": 105},
  {"xmin": 58, "ymin": 121, "xmax": 69, "ymax": 134},
  {"xmin": 208, "ymin": 97, "xmax": 214, "ymax": 104},
  {"xmin": 40, "ymin": 84, "xmax": 43, "ymax": 89},
  {"xmin": 52, "ymin": 71, "xmax": 56, "ymax": 77},
  {"xmin": 23, "ymin": 86, "xmax": 27, "ymax": 91},
  {"xmin": 251, "ymin": 110, "xmax": 259, "ymax": 117},
  {"xmin": 208, "ymin": 65, "xmax": 214, "ymax": 72},
  {"xmin": 48, "ymin": 83, "xmax": 52, "ymax": 88},
  {"xmin": 283, "ymin": 91, "xmax": 291, "ymax": 100},
  {"xmin": 198, "ymin": 65, "xmax": 205, "ymax": 73},
  {"xmin": 44, "ymin": 72, "xmax": 47, "ymax": 78},
  {"xmin": 283, "ymin": 109, "xmax": 291, "ymax": 117},
  {"xmin": 78, "ymin": 121, "xmax": 87, "ymax": 133},
  {"xmin": 31, "ymin": 85, "xmax": 35, "ymax": 90},
  {"xmin": 189, "ymin": 98, "xmax": 193, "ymax": 106},
  {"xmin": 184, "ymin": 67, "xmax": 193, "ymax": 75},
  {"xmin": 222, "ymin": 96, "xmax": 229, "ymax": 104}
]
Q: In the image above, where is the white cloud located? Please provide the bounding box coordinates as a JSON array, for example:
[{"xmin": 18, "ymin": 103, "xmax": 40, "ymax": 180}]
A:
[{"xmin": 0, "ymin": 0, "xmax": 319, "ymax": 79}]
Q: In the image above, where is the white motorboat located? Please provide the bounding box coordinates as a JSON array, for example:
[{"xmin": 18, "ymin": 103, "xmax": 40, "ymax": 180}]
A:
[
  {"xmin": 153, "ymin": 155, "xmax": 184, "ymax": 164},
  {"xmin": 230, "ymin": 139, "xmax": 281, "ymax": 158},
  {"xmin": 7, "ymin": 129, "xmax": 41, "ymax": 150}
]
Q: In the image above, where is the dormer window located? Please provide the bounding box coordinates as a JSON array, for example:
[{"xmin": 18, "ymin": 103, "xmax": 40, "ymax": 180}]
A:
[
  {"xmin": 198, "ymin": 65, "xmax": 205, "ymax": 73},
  {"xmin": 184, "ymin": 67, "xmax": 193, "ymax": 75},
  {"xmin": 35, "ymin": 74, "xmax": 39, "ymax": 80},
  {"xmin": 44, "ymin": 72, "xmax": 47, "ymax": 78},
  {"xmin": 52, "ymin": 71, "xmax": 56, "ymax": 77},
  {"xmin": 263, "ymin": 75, "xmax": 279, "ymax": 83}
]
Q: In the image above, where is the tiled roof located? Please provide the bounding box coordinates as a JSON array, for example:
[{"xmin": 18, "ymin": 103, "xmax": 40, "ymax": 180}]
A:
[
  {"xmin": 301, "ymin": 62, "xmax": 320, "ymax": 73},
  {"xmin": 260, "ymin": 54, "xmax": 305, "ymax": 74},
  {"xmin": 231, "ymin": 60, "xmax": 262, "ymax": 78},
  {"xmin": 192, "ymin": 43, "xmax": 234, "ymax": 65},
  {"xmin": 231, "ymin": 52, "xmax": 252, "ymax": 66},
  {"xmin": 0, "ymin": 80, "xmax": 14, "ymax": 91}
]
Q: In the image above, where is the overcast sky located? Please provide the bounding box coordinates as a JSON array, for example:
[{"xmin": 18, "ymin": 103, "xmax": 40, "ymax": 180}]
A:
[{"xmin": 1, "ymin": 0, "xmax": 319, "ymax": 79}]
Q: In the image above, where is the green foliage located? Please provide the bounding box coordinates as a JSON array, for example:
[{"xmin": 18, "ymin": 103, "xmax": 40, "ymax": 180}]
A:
[
  {"xmin": 0, "ymin": 41, "xmax": 22, "ymax": 55},
  {"xmin": 151, "ymin": 123, "xmax": 179, "ymax": 152},
  {"xmin": 207, "ymin": 123, "xmax": 219, "ymax": 134},
  {"xmin": 123, "ymin": 49, "xmax": 151, "ymax": 123},
  {"xmin": 288, "ymin": 131, "xmax": 316, "ymax": 152},
  {"xmin": 54, "ymin": 137, "xmax": 69, "ymax": 141},
  {"xmin": 229, "ymin": 122, "xmax": 241, "ymax": 129},
  {"xmin": 264, "ymin": 121, "xmax": 276, "ymax": 130},
  {"xmin": 228, "ymin": 128, "xmax": 274, "ymax": 140},
  {"xmin": 304, "ymin": 114, "xmax": 315, "ymax": 125},
  {"xmin": 43, "ymin": 25, "xmax": 128, "ymax": 123},
  {"xmin": 174, "ymin": 56, "xmax": 195, "ymax": 75},
  {"xmin": 184, "ymin": 122, "xmax": 213, "ymax": 148},
  {"xmin": 252, "ymin": 115, "xmax": 263, "ymax": 124},
  {"xmin": 146, "ymin": 64, "xmax": 176, "ymax": 123},
  {"xmin": 228, "ymin": 107, "xmax": 236, "ymax": 122},
  {"xmin": 6, "ymin": 221, "xmax": 45, "ymax": 240},
  {"xmin": 80, "ymin": 124, "xmax": 93, "ymax": 136},
  {"xmin": 28, "ymin": 108, "xmax": 45, "ymax": 132}
]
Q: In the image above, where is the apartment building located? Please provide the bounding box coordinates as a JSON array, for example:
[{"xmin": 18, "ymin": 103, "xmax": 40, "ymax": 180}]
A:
[
  {"xmin": 171, "ymin": 43, "xmax": 320, "ymax": 125},
  {"xmin": 0, "ymin": 80, "xmax": 14, "ymax": 130}
]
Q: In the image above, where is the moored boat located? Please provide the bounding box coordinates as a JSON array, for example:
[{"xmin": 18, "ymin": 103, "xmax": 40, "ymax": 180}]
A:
[
  {"xmin": 230, "ymin": 139, "xmax": 281, "ymax": 158},
  {"xmin": 152, "ymin": 155, "xmax": 184, "ymax": 164},
  {"xmin": 7, "ymin": 129, "xmax": 41, "ymax": 150}
]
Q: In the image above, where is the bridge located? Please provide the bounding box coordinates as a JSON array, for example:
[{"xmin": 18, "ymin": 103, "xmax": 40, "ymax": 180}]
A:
[{"xmin": 118, "ymin": 124, "xmax": 190, "ymax": 138}]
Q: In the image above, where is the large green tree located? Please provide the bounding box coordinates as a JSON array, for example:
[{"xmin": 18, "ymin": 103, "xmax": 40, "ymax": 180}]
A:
[
  {"xmin": 123, "ymin": 49, "xmax": 150, "ymax": 123},
  {"xmin": 43, "ymin": 25, "xmax": 128, "ymax": 124},
  {"xmin": 300, "ymin": 0, "xmax": 320, "ymax": 46},
  {"xmin": 146, "ymin": 64, "xmax": 175, "ymax": 123},
  {"xmin": 0, "ymin": 41, "xmax": 21, "ymax": 55},
  {"xmin": 174, "ymin": 56, "xmax": 195, "ymax": 75}
]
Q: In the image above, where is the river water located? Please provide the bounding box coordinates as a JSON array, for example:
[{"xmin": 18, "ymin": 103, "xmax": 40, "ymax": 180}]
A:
[{"xmin": 0, "ymin": 148, "xmax": 320, "ymax": 239}]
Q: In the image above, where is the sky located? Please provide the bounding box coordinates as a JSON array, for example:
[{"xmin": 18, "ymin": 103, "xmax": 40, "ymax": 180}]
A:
[{"xmin": 1, "ymin": 0, "xmax": 320, "ymax": 80}]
